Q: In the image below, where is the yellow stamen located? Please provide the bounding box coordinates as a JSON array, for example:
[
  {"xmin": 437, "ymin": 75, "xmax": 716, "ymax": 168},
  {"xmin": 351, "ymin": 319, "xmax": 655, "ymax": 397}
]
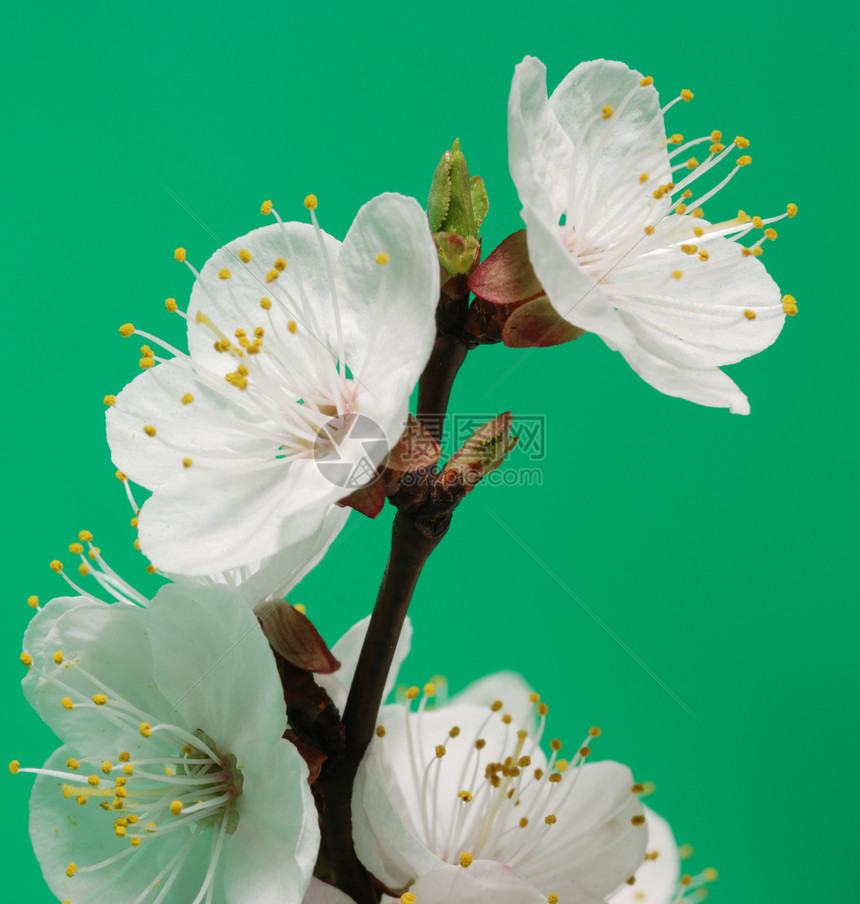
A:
[
  {"xmin": 119, "ymin": 323, "xmax": 135, "ymax": 337},
  {"xmin": 602, "ymin": 104, "xmax": 614, "ymax": 119},
  {"xmin": 260, "ymin": 200, "xmax": 273, "ymax": 215},
  {"xmin": 459, "ymin": 852, "xmax": 473, "ymax": 868},
  {"xmin": 304, "ymin": 194, "xmax": 318, "ymax": 210},
  {"xmin": 239, "ymin": 249, "xmax": 251, "ymax": 263},
  {"xmin": 744, "ymin": 310, "xmax": 757, "ymax": 320},
  {"xmin": 639, "ymin": 76, "xmax": 654, "ymax": 86},
  {"xmin": 680, "ymin": 89, "xmax": 694, "ymax": 101},
  {"xmin": 165, "ymin": 297, "xmax": 178, "ymax": 312},
  {"xmin": 27, "ymin": 595, "xmax": 39, "ymax": 609},
  {"xmin": 20, "ymin": 652, "xmax": 32, "ymax": 666},
  {"xmin": 169, "ymin": 800, "xmax": 183, "ymax": 816},
  {"xmin": 103, "ymin": 394, "xmax": 117, "ymax": 406},
  {"xmin": 787, "ymin": 203, "xmax": 798, "ymax": 218},
  {"xmin": 375, "ymin": 252, "xmax": 390, "ymax": 264}
]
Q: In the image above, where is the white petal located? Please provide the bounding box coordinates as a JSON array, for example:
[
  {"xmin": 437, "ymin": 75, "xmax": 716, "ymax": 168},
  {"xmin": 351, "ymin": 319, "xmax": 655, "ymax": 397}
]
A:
[
  {"xmin": 508, "ymin": 56, "xmax": 574, "ymax": 223},
  {"xmin": 137, "ymin": 457, "xmax": 342, "ymax": 574},
  {"xmin": 407, "ymin": 861, "xmax": 551, "ymax": 904},
  {"xmin": 22, "ymin": 597, "xmax": 172, "ymax": 755},
  {"xmin": 450, "ymin": 671, "xmax": 537, "ymax": 730},
  {"xmin": 549, "ymin": 59, "xmax": 670, "ymax": 230},
  {"xmin": 147, "ymin": 584, "xmax": 287, "ymax": 755},
  {"xmin": 29, "ymin": 744, "xmax": 198, "ymax": 903},
  {"xmin": 107, "ymin": 357, "xmax": 273, "ymax": 492},
  {"xmin": 608, "ymin": 806, "xmax": 679, "ymax": 904},
  {"xmin": 167, "ymin": 504, "xmax": 350, "ymax": 608},
  {"xmin": 337, "ymin": 192, "xmax": 439, "ymax": 442},
  {"xmin": 316, "ymin": 614, "xmax": 413, "ymax": 714},
  {"xmin": 304, "ymin": 878, "xmax": 358, "ymax": 904},
  {"xmin": 223, "ymin": 740, "xmax": 319, "ymax": 904},
  {"xmin": 531, "ymin": 760, "xmax": 646, "ymax": 900}
]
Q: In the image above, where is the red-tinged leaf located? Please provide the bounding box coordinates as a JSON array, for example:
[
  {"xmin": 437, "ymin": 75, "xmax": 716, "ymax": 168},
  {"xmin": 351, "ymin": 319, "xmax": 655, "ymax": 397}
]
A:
[
  {"xmin": 256, "ymin": 599, "xmax": 341, "ymax": 674},
  {"xmin": 283, "ymin": 730, "xmax": 327, "ymax": 784},
  {"xmin": 386, "ymin": 415, "xmax": 442, "ymax": 473},
  {"xmin": 438, "ymin": 412, "xmax": 519, "ymax": 497},
  {"xmin": 468, "ymin": 230, "xmax": 545, "ymax": 306},
  {"xmin": 336, "ymin": 476, "xmax": 386, "ymax": 518},
  {"xmin": 502, "ymin": 295, "xmax": 587, "ymax": 348}
]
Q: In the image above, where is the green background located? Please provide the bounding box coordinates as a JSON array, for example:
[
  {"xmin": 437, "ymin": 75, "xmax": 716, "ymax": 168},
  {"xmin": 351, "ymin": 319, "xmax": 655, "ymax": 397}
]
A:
[{"xmin": 3, "ymin": 2, "xmax": 856, "ymax": 901}]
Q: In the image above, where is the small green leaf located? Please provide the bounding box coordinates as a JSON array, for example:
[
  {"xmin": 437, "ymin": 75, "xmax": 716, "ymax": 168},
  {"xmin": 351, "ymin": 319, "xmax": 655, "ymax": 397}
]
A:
[
  {"xmin": 427, "ymin": 149, "xmax": 453, "ymax": 233},
  {"xmin": 470, "ymin": 175, "xmax": 489, "ymax": 232}
]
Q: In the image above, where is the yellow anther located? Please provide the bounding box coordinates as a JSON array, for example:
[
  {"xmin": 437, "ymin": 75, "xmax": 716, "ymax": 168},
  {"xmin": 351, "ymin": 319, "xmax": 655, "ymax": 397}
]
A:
[
  {"xmin": 631, "ymin": 782, "xmax": 645, "ymax": 793},
  {"xmin": 218, "ymin": 268, "xmax": 231, "ymax": 280},
  {"xmin": 709, "ymin": 143, "xmax": 725, "ymax": 154},
  {"xmin": 752, "ymin": 215, "xmax": 764, "ymax": 228},
  {"xmin": 139, "ymin": 357, "xmax": 155, "ymax": 369},
  {"xmin": 579, "ymin": 745, "xmax": 592, "ymax": 757},
  {"xmin": 376, "ymin": 725, "xmax": 386, "ymax": 738},
  {"xmin": 401, "ymin": 895, "xmax": 417, "ymax": 904},
  {"xmin": 304, "ymin": 194, "xmax": 318, "ymax": 210},
  {"xmin": 640, "ymin": 76, "xmax": 654, "ymax": 86},
  {"xmin": 115, "ymin": 776, "xmax": 127, "ymax": 787},
  {"xmin": 734, "ymin": 135, "xmax": 750, "ymax": 148},
  {"xmin": 123, "ymin": 764, "xmax": 134, "ymax": 776},
  {"xmin": 545, "ymin": 814, "xmax": 557, "ymax": 825},
  {"xmin": 27, "ymin": 595, "xmax": 39, "ymax": 609},
  {"xmin": 680, "ymin": 875, "xmax": 692, "ymax": 886},
  {"xmin": 626, "ymin": 876, "xmax": 636, "ymax": 885},
  {"xmin": 449, "ymin": 726, "xmax": 461, "ymax": 738},
  {"xmin": 375, "ymin": 252, "xmax": 390, "ymax": 265},
  {"xmin": 88, "ymin": 775, "xmax": 100, "ymax": 787},
  {"xmin": 180, "ymin": 393, "xmax": 194, "ymax": 406},
  {"xmin": 491, "ymin": 700, "xmax": 503, "ymax": 712},
  {"xmin": 737, "ymin": 210, "xmax": 752, "ymax": 224},
  {"xmin": 693, "ymin": 226, "xmax": 704, "ymax": 237},
  {"xmin": 266, "ymin": 269, "xmax": 279, "ymax": 283},
  {"xmin": 20, "ymin": 652, "xmax": 33, "ymax": 666},
  {"xmin": 703, "ymin": 867, "xmax": 719, "ymax": 881},
  {"xmin": 274, "ymin": 257, "xmax": 287, "ymax": 271},
  {"xmin": 682, "ymin": 189, "xmax": 692, "ymax": 198},
  {"xmin": 53, "ymin": 650, "xmax": 64, "ymax": 665},
  {"xmin": 130, "ymin": 837, "xmax": 142, "ymax": 847},
  {"xmin": 260, "ymin": 297, "xmax": 272, "ymax": 310},
  {"xmin": 555, "ymin": 758, "xmax": 569, "ymax": 771},
  {"xmin": 238, "ymin": 249, "xmax": 252, "ymax": 264},
  {"xmin": 50, "ymin": 560, "xmax": 63, "ymax": 572},
  {"xmin": 103, "ymin": 394, "xmax": 117, "ymax": 406},
  {"xmin": 602, "ymin": 104, "xmax": 614, "ymax": 119},
  {"xmin": 680, "ymin": 89, "xmax": 694, "ymax": 101},
  {"xmin": 254, "ymin": 327, "xmax": 265, "ymax": 339},
  {"xmin": 133, "ymin": 538, "xmax": 141, "ymax": 551},
  {"xmin": 261, "ymin": 199, "xmax": 273, "ymax": 216},
  {"xmin": 287, "ymin": 320, "xmax": 298, "ymax": 333},
  {"xmin": 66, "ymin": 758, "xmax": 80, "ymax": 770},
  {"xmin": 292, "ymin": 603, "xmax": 306, "ymax": 614},
  {"xmin": 92, "ymin": 693, "xmax": 108, "ymax": 706},
  {"xmin": 474, "ymin": 739, "xmax": 486, "ymax": 750},
  {"xmin": 60, "ymin": 696, "xmax": 76, "ymax": 711},
  {"xmin": 520, "ymin": 817, "xmax": 529, "ymax": 828},
  {"xmin": 435, "ymin": 745, "xmax": 447, "ymax": 758},
  {"xmin": 101, "ymin": 760, "xmax": 113, "ymax": 775},
  {"xmin": 537, "ymin": 702, "xmax": 548, "ymax": 716},
  {"xmin": 765, "ymin": 228, "xmax": 777, "ymax": 240},
  {"xmin": 669, "ymin": 133, "xmax": 683, "ymax": 145},
  {"xmin": 644, "ymin": 225, "xmax": 655, "ymax": 235},
  {"xmin": 529, "ymin": 692, "xmax": 540, "ymax": 703},
  {"xmin": 692, "ymin": 207, "xmax": 704, "ymax": 218},
  {"xmin": 680, "ymin": 244, "xmax": 697, "ymax": 255},
  {"xmin": 140, "ymin": 722, "xmax": 151, "ymax": 737},
  {"xmin": 9, "ymin": 760, "xmax": 20, "ymax": 774},
  {"xmin": 143, "ymin": 425, "xmax": 157, "ymax": 437},
  {"xmin": 115, "ymin": 786, "xmax": 128, "ymax": 799},
  {"xmin": 548, "ymin": 773, "xmax": 562, "ymax": 784},
  {"xmin": 115, "ymin": 824, "xmax": 127, "ymax": 837},
  {"xmin": 737, "ymin": 155, "xmax": 752, "ymax": 167},
  {"xmin": 165, "ymin": 297, "xmax": 178, "ymax": 312},
  {"xmin": 632, "ymin": 814, "xmax": 646, "ymax": 826},
  {"xmin": 459, "ymin": 852, "xmax": 473, "ymax": 868},
  {"xmin": 782, "ymin": 295, "xmax": 798, "ymax": 316},
  {"xmin": 182, "ymin": 457, "xmax": 193, "ymax": 468},
  {"xmin": 787, "ymin": 203, "xmax": 798, "ymax": 218},
  {"xmin": 548, "ymin": 896, "xmax": 559, "ymax": 904},
  {"xmin": 406, "ymin": 686, "xmax": 420, "ymax": 700},
  {"xmin": 169, "ymin": 800, "xmax": 183, "ymax": 816},
  {"xmin": 711, "ymin": 130, "xmax": 722, "ymax": 141},
  {"xmin": 458, "ymin": 790, "xmax": 473, "ymax": 802},
  {"xmin": 675, "ymin": 204, "xmax": 687, "ymax": 214},
  {"xmin": 672, "ymin": 271, "xmax": 682, "ymax": 279},
  {"xmin": 686, "ymin": 157, "xmax": 699, "ymax": 170},
  {"xmin": 501, "ymin": 714, "xmax": 512, "ymax": 724},
  {"xmin": 174, "ymin": 247, "xmax": 186, "ymax": 262},
  {"xmin": 118, "ymin": 751, "xmax": 130, "ymax": 762},
  {"xmin": 66, "ymin": 863, "xmax": 77, "ymax": 878},
  {"xmin": 698, "ymin": 250, "xmax": 710, "ymax": 261},
  {"xmin": 639, "ymin": 172, "xmax": 649, "ymax": 184},
  {"xmin": 119, "ymin": 323, "xmax": 135, "ymax": 338}
]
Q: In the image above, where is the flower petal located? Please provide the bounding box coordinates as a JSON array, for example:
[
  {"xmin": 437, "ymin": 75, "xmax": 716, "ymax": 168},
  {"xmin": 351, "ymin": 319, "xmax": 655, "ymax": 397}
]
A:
[
  {"xmin": 22, "ymin": 597, "xmax": 172, "ymax": 754},
  {"xmin": 107, "ymin": 356, "xmax": 274, "ymax": 492},
  {"xmin": 137, "ymin": 458, "xmax": 342, "ymax": 574},
  {"xmin": 608, "ymin": 806, "xmax": 680, "ymax": 904},
  {"xmin": 508, "ymin": 56, "xmax": 574, "ymax": 224},
  {"xmin": 450, "ymin": 671, "xmax": 537, "ymax": 730},
  {"xmin": 222, "ymin": 739, "xmax": 319, "ymax": 904},
  {"xmin": 407, "ymin": 860, "xmax": 552, "ymax": 904},
  {"xmin": 337, "ymin": 192, "xmax": 440, "ymax": 442},
  {"xmin": 304, "ymin": 878, "xmax": 358, "ymax": 904},
  {"xmin": 147, "ymin": 584, "xmax": 286, "ymax": 755},
  {"xmin": 548, "ymin": 59, "xmax": 670, "ymax": 231}
]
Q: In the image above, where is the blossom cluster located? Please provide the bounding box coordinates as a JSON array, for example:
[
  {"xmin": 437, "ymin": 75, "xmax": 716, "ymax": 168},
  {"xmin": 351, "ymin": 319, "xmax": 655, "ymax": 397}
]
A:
[{"xmin": 12, "ymin": 56, "xmax": 795, "ymax": 903}]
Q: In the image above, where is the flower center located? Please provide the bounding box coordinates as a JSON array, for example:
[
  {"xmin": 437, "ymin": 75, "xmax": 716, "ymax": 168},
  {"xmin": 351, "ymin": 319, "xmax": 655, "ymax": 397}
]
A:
[{"xmin": 376, "ymin": 684, "xmax": 643, "ymax": 895}]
